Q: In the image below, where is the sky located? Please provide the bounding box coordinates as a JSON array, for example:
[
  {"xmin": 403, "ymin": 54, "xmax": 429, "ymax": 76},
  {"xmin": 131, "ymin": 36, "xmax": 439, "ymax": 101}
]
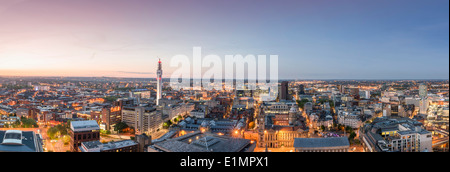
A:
[{"xmin": 0, "ymin": 0, "xmax": 448, "ymax": 79}]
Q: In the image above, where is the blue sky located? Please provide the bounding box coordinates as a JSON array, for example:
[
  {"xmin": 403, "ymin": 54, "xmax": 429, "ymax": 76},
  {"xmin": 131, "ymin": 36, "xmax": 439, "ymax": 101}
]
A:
[{"xmin": 0, "ymin": 0, "xmax": 448, "ymax": 79}]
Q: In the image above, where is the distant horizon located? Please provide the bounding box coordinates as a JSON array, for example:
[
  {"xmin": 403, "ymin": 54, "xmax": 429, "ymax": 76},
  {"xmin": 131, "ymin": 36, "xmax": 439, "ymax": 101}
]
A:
[
  {"xmin": 0, "ymin": 0, "xmax": 448, "ymax": 79},
  {"xmin": 0, "ymin": 75, "xmax": 448, "ymax": 81}
]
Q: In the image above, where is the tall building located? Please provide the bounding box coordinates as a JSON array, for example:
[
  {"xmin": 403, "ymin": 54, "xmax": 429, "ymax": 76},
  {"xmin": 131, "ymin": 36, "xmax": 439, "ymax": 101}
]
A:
[
  {"xmin": 122, "ymin": 106, "xmax": 162, "ymax": 135},
  {"xmin": 419, "ymin": 83, "xmax": 428, "ymax": 115},
  {"xmin": 156, "ymin": 59, "xmax": 163, "ymax": 106},
  {"xmin": 279, "ymin": 81, "xmax": 289, "ymax": 101},
  {"xmin": 299, "ymin": 85, "xmax": 305, "ymax": 95},
  {"xmin": 419, "ymin": 83, "xmax": 428, "ymax": 99}
]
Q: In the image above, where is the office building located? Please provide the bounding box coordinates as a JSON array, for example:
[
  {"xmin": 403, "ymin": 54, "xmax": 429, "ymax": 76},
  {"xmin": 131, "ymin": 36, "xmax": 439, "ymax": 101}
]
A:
[
  {"xmin": 69, "ymin": 120, "xmax": 101, "ymax": 152},
  {"xmin": 359, "ymin": 117, "xmax": 432, "ymax": 152},
  {"xmin": 419, "ymin": 83, "xmax": 428, "ymax": 99},
  {"xmin": 279, "ymin": 81, "xmax": 289, "ymax": 101},
  {"xmin": 122, "ymin": 106, "xmax": 162, "ymax": 135}
]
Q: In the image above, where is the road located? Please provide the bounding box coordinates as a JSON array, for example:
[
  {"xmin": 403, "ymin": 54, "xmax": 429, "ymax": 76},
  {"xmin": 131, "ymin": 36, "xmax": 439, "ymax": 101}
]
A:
[{"xmin": 432, "ymin": 128, "xmax": 449, "ymax": 148}]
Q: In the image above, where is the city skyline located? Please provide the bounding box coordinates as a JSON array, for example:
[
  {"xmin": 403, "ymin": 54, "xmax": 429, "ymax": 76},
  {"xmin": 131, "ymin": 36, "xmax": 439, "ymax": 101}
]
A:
[{"xmin": 0, "ymin": 0, "xmax": 449, "ymax": 80}]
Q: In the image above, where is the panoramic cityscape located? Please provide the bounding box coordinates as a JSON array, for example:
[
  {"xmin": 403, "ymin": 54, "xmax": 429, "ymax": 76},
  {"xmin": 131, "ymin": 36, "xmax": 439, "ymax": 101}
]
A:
[{"xmin": 0, "ymin": 0, "xmax": 449, "ymax": 155}]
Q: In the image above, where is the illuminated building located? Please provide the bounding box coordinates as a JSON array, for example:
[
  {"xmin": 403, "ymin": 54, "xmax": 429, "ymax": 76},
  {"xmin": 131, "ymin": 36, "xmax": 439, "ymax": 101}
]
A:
[
  {"xmin": 121, "ymin": 106, "xmax": 162, "ymax": 135},
  {"xmin": 257, "ymin": 101, "xmax": 307, "ymax": 148},
  {"xmin": 101, "ymin": 106, "xmax": 122, "ymax": 131},
  {"xmin": 359, "ymin": 117, "xmax": 432, "ymax": 152}
]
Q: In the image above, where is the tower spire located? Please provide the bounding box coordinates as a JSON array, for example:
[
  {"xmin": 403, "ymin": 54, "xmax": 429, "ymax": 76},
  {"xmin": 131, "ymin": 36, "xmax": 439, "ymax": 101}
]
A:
[{"xmin": 156, "ymin": 58, "xmax": 163, "ymax": 106}]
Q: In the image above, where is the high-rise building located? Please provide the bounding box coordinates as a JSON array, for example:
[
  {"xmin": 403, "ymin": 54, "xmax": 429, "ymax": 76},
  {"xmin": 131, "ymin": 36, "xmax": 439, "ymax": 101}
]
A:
[
  {"xmin": 156, "ymin": 59, "xmax": 163, "ymax": 106},
  {"xmin": 279, "ymin": 81, "xmax": 289, "ymax": 101},
  {"xmin": 419, "ymin": 83, "xmax": 428, "ymax": 99},
  {"xmin": 122, "ymin": 106, "xmax": 162, "ymax": 135},
  {"xmin": 299, "ymin": 84, "xmax": 305, "ymax": 95}
]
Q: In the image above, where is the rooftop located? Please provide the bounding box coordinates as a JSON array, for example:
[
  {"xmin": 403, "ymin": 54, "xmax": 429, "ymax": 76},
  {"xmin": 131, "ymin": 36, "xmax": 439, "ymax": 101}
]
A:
[
  {"xmin": 80, "ymin": 140, "xmax": 138, "ymax": 152},
  {"xmin": 70, "ymin": 120, "xmax": 100, "ymax": 132},
  {"xmin": 153, "ymin": 131, "xmax": 252, "ymax": 152},
  {"xmin": 294, "ymin": 137, "xmax": 350, "ymax": 148},
  {"xmin": 0, "ymin": 130, "xmax": 42, "ymax": 152}
]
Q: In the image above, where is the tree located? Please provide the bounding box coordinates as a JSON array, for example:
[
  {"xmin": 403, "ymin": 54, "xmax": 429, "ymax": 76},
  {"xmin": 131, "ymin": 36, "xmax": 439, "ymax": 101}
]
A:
[
  {"xmin": 114, "ymin": 122, "xmax": 129, "ymax": 132},
  {"xmin": 62, "ymin": 135, "xmax": 71, "ymax": 145},
  {"xmin": 320, "ymin": 125, "xmax": 326, "ymax": 131},
  {"xmin": 349, "ymin": 132, "xmax": 357, "ymax": 140},
  {"xmin": 17, "ymin": 117, "xmax": 38, "ymax": 128},
  {"xmin": 55, "ymin": 124, "xmax": 68, "ymax": 135},
  {"xmin": 345, "ymin": 126, "xmax": 353, "ymax": 133},
  {"xmin": 163, "ymin": 120, "xmax": 173, "ymax": 129},
  {"xmin": 47, "ymin": 127, "xmax": 59, "ymax": 140},
  {"xmin": 296, "ymin": 99, "xmax": 310, "ymax": 110},
  {"xmin": 103, "ymin": 96, "xmax": 119, "ymax": 103}
]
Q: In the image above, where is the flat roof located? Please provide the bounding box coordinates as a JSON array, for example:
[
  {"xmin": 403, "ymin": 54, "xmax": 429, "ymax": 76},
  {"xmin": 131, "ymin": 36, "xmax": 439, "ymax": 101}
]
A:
[
  {"xmin": 154, "ymin": 132, "xmax": 251, "ymax": 152},
  {"xmin": 294, "ymin": 137, "xmax": 350, "ymax": 148},
  {"xmin": 70, "ymin": 120, "xmax": 100, "ymax": 132},
  {"xmin": 0, "ymin": 130, "xmax": 40, "ymax": 152}
]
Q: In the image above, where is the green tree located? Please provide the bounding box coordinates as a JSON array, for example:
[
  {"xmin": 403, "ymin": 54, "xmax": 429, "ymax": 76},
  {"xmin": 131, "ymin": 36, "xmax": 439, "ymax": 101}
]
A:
[
  {"xmin": 163, "ymin": 120, "xmax": 173, "ymax": 129},
  {"xmin": 349, "ymin": 132, "xmax": 357, "ymax": 140},
  {"xmin": 103, "ymin": 96, "xmax": 119, "ymax": 103},
  {"xmin": 114, "ymin": 122, "xmax": 129, "ymax": 132},
  {"xmin": 345, "ymin": 126, "xmax": 353, "ymax": 133},
  {"xmin": 296, "ymin": 99, "xmax": 310, "ymax": 110},
  {"xmin": 47, "ymin": 127, "xmax": 59, "ymax": 140},
  {"xmin": 18, "ymin": 117, "xmax": 38, "ymax": 128},
  {"xmin": 320, "ymin": 125, "xmax": 326, "ymax": 131},
  {"xmin": 55, "ymin": 124, "xmax": 68, "ymax": 135},
  {"xmin": 62, "ymin": 135, "xmax": 71, "ymax": 145}
]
